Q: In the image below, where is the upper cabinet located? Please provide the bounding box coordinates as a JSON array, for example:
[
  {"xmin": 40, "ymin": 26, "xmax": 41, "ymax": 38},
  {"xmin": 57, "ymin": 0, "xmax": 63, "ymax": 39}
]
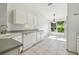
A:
[
  {"xmin": 27, "ymin": 13, "xmax": 38, "ymax": 28},
  {"xmin": 0, "ymin": 3, "xmax": 7, "ymax": 26},
  {"xmin": 13, "ymin": 9, "xmax": 27, "ymax": 24}
]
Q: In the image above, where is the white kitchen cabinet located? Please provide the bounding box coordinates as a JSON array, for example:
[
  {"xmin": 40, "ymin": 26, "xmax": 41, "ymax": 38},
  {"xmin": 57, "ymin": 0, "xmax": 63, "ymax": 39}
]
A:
[
  {"xmin": 36, "ymin": 32, "xmax": 42, "ymax": 42},
  {"xmin": 0, "ymin": 4, "xmax": 7, "ymax": 26},
  {"xmin": 13, "ymin": 9, "xmax": 27, "ymax": 24},
  {"xmin": 31, "ymin": 32, "xmax": 37, "ymax": 44},
  {"xmin": 33, "ymin": 16, "xmax": 38, "ymax": 28},
  {"xmin": 23, "ymin": 31, "xmax": 42, "ymax": 49},
  {"xmin": 27, "ymin": 14, "xmax": 34, "ymax": 26},
  {"xmin": 23, "ymin": 33, "xmax": 33, "ymax": 48},
  {"xmin": 27, "ymin": 14, "xmax": 38, "ymax": 28},
  {"xmin": 23, "ymin": 32, "xmax": 36, "ymax": 49}
]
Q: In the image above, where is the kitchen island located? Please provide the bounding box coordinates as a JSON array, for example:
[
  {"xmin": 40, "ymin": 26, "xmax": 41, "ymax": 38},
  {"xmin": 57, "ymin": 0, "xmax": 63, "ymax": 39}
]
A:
[{"xmin": 0, "ymin": 39, "xmax": 23, "ymax": 55}]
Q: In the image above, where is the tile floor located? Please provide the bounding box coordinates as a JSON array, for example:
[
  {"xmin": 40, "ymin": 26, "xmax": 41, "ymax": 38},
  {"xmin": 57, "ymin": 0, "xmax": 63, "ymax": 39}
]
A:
[{"xmin": 22, "ymin": 35, "xmax": 77, "ymax": 55}]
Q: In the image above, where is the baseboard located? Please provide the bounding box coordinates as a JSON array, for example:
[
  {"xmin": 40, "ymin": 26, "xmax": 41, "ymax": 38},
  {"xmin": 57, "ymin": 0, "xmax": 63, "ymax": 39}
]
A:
[{"xmin": 66, "ymin": 49, "xmax": 78, "ymax": 55}]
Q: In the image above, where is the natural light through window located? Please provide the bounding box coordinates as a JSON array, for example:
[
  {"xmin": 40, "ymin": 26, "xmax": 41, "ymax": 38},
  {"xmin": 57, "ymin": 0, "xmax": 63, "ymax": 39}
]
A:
[{"xmin": 48, "ymin": 36, "xmax": 66, "ymax": 41}]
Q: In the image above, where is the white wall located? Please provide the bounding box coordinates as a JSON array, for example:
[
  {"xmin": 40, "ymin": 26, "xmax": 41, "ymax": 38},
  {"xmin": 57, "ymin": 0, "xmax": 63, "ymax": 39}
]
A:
[
  {"xmin": 54, "ymin": 3, "xmax": 67, "ymax": 19},
  {"xmin": 67, "ymin": 3, "xmax": 79, "ymax": 52},
  {"xmin": 0, "ymin": 3, "xmax": 7, "ymax": 26},
  {"xmin": 47, "ymin": 3, "xmax": 67, "ymax": 21}
]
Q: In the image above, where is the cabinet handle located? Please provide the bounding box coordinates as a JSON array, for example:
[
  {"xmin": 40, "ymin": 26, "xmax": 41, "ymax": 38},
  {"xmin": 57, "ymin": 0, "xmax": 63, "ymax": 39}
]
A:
[{"xmin": 74, "ymin": 13, "xmax": 79, "ymax": 15}]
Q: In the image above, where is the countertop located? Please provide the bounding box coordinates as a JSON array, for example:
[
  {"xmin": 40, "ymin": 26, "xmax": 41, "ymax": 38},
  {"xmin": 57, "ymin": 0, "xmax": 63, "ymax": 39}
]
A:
[
  {"xmin": 0, "ymin": 29, "xmax": 43, "ymax": 38},
  {"xmin": 7, "ymin": 29, "xmax": 43, "ymax": 33},
  {"xmin": 0, "ymin": 39, "xmax": 23, "ymax": 54},
  {"xmin": 0, "ymin": 29, "xmax": 43, "ymax": 40}
]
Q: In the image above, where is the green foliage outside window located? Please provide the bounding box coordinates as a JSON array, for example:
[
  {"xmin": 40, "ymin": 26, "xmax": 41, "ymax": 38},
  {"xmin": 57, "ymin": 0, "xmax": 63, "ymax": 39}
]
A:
[
  {"xmin": 56, "ymin": 21, "xmax": 64, "ymax": 32},
  {"xmin": 51, "ymin": 21, "xmax": 64, "ymax": 32}
]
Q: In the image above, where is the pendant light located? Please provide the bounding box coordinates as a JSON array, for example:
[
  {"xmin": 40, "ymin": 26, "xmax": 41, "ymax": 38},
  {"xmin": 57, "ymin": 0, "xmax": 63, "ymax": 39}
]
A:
[
  {"xmin": 48, "ymin": 3, "xmax": 56, "ymax": 22},
  {"xmin": 53, "ymin": 13, "xmax": 55, "ymax": 22}
]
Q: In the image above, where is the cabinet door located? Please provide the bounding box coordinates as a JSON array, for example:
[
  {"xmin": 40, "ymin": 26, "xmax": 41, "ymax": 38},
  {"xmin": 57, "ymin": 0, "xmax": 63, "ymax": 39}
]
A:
[
  {"xmin": 27, "ymin": 14, "xmax": 34, "ymax": 26},
  {"xmin": 31, "ymin": 32, "xmax": 36, "ymax": 44},
  {"xmin": 23, "ymin": 32, "xmax": 36, "ymax": 49},
  {"xmin": 23, "ymin": 33, "xmax": 33, "ymax": 48},
  {"xmin": 36, "ymin": 32, "xmax": 41, "ymax": 42},
  {"xmin": 33, "ymin": 16, "xmax": 38, "ymax": 28},
  {"xmin": 13, "ymin": 9, "xmax": 26, "ymax": 24}
]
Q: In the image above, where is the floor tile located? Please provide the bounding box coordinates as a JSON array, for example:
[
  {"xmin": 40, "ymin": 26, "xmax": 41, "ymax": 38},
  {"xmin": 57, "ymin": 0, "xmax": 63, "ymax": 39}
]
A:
[{"xmin": 22, "ymin": 35, "xmax": 76, "ymax": 55}]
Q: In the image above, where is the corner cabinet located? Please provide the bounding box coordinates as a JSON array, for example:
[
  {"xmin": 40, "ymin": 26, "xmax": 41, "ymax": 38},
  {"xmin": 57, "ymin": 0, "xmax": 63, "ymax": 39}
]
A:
[{"xmin": 13, "ymin": 9, "xmax": 27, "ymax": 24}]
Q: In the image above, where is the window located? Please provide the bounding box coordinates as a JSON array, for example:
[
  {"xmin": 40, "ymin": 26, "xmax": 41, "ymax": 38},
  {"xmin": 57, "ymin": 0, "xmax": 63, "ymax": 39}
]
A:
[
  {"xmin": 56, "ymin": 21, "xmax": 64, "ymax": 32},
  {"xmin": 51, "ymin": 22, "xmax": 56, "ymax": 32},
  {"xmin": 51, "ymin": 21, "xmax": 64, "ymax": 33}
]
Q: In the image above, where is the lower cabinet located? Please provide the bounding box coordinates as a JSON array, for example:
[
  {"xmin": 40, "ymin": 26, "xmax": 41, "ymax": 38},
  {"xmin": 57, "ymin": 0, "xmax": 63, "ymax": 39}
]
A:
[
  {"xmin": 23, "ymin": 32, "xmax": 37, "ymax": 49},
  {"xmin": 36, "ymin": 32, "xmax": 41, "ymax": 42},
  {"xmin": 23, "ymin": 32, "xmax": 42, "ymax": 50}
]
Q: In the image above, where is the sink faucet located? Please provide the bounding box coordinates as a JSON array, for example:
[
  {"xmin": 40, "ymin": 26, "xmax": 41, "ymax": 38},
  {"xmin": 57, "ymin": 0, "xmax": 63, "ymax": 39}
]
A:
[{"xmin": 0, "ymin": 25, "xmax": 8, "ymax": 34}]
